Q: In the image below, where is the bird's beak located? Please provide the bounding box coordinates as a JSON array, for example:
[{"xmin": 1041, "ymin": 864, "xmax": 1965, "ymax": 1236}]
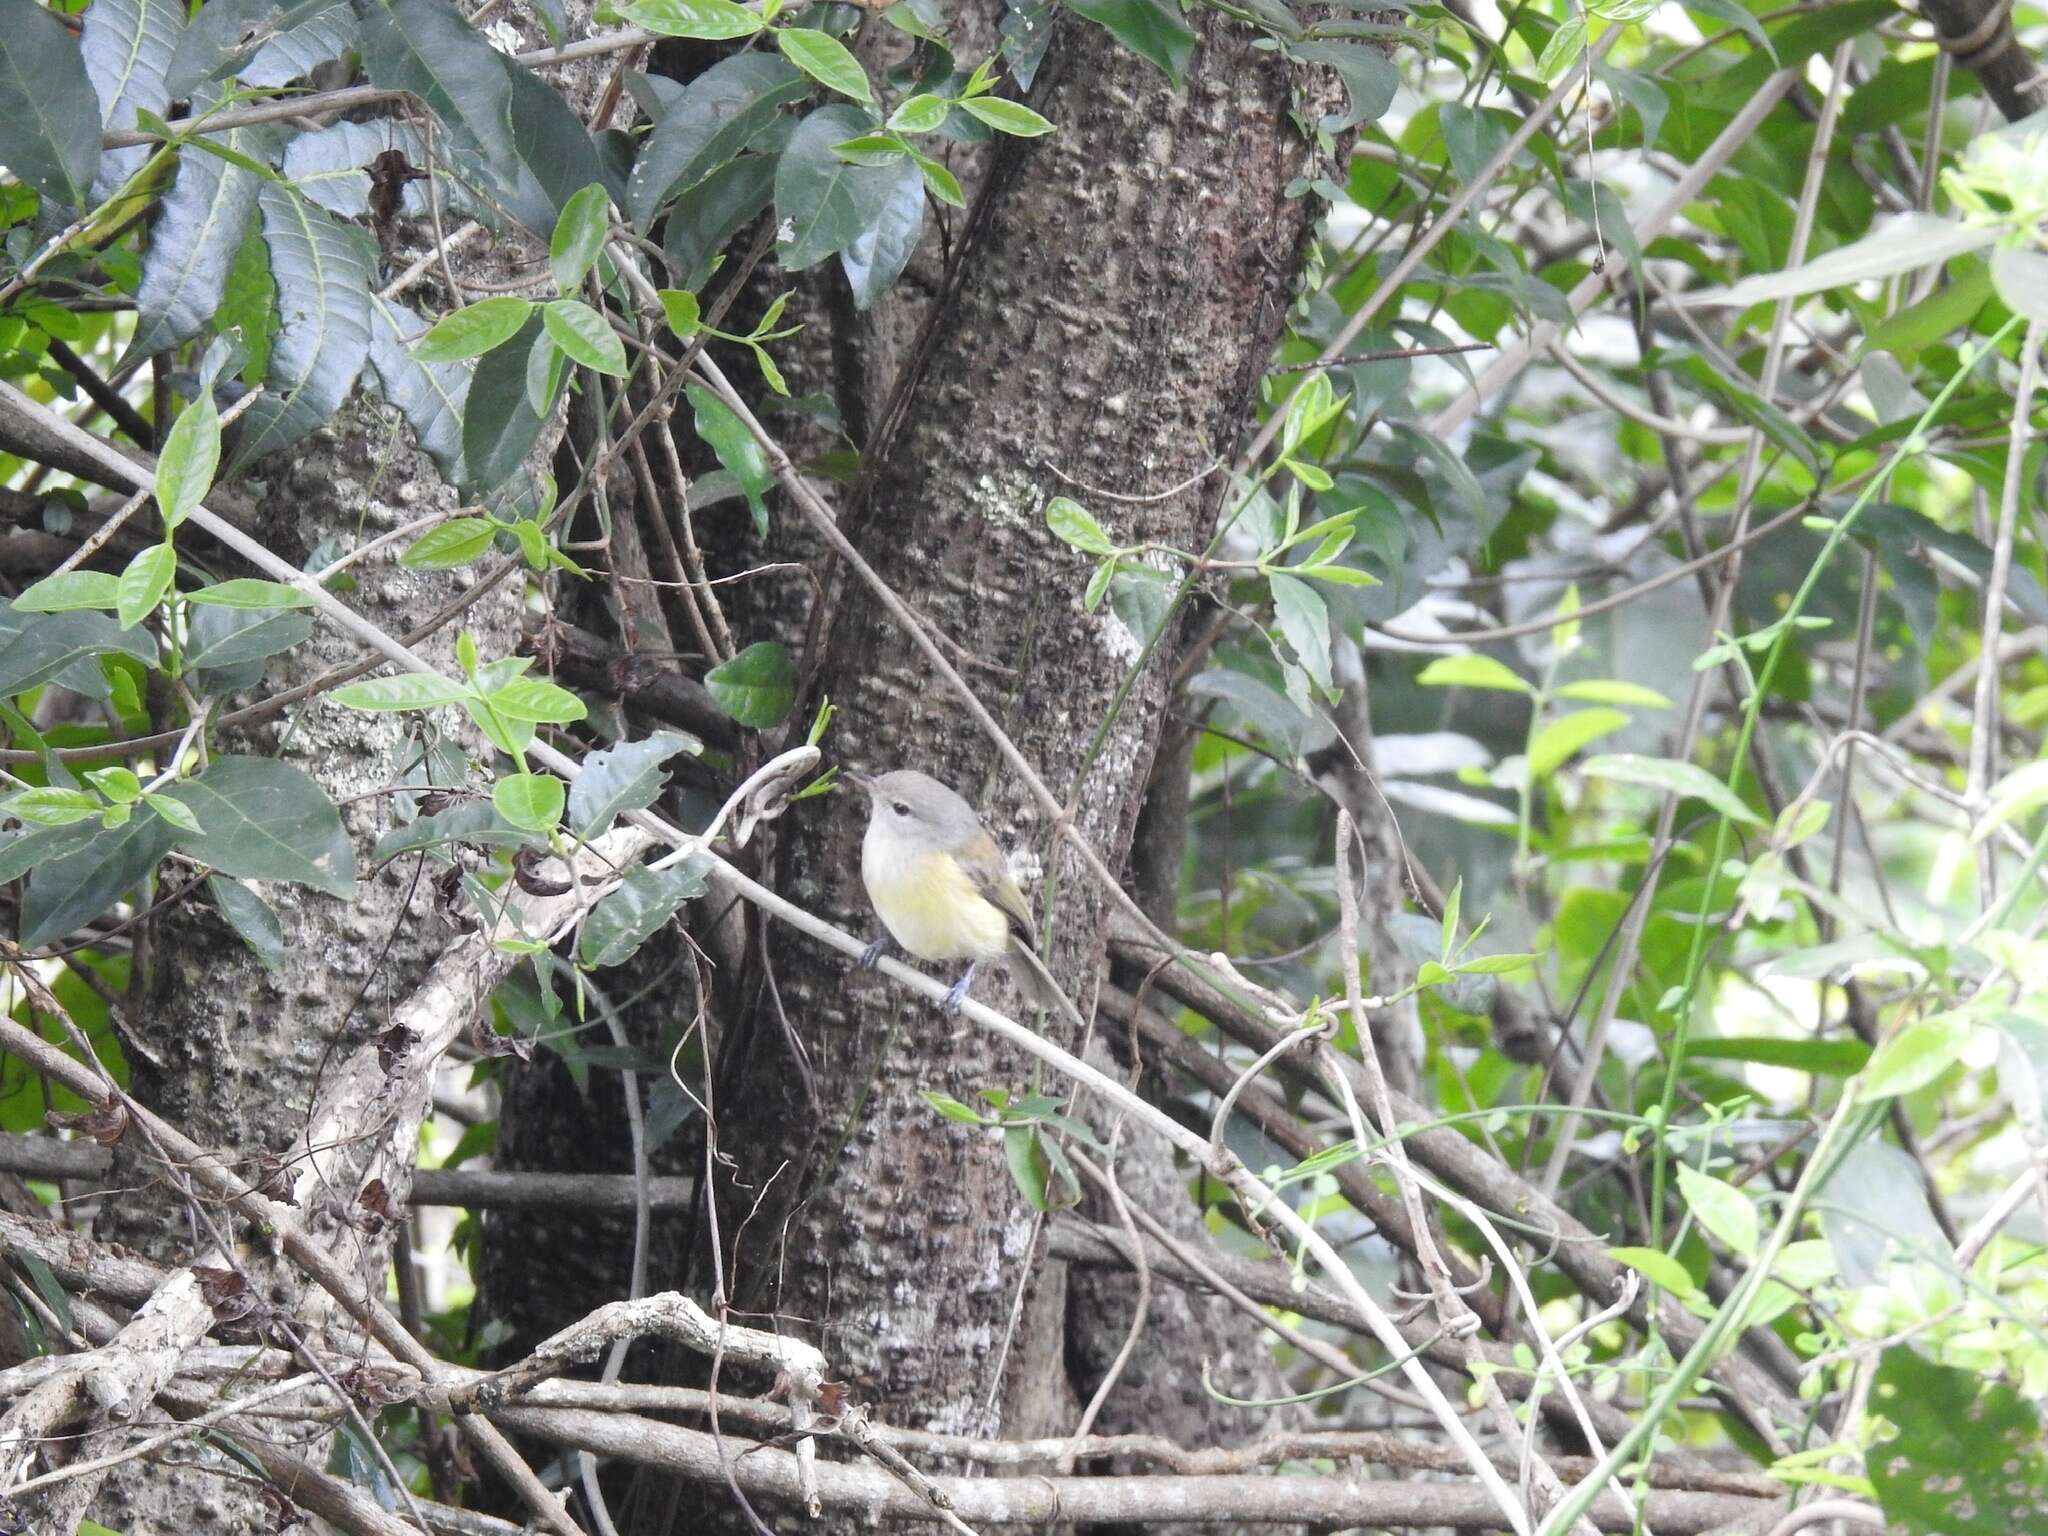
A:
[{"xmin": 843, "ymin": 770, "xmax": 875, "ymax": 796}]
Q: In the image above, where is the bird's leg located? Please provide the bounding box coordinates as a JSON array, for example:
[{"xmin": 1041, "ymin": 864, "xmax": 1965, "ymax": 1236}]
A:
[
  {"xmin": 858, "ymin": 935, "xmax": 891, "ymax": 971},
  {"xmin": 941, "ymin": 962, "xmax": 979, "ymax": 1018}
]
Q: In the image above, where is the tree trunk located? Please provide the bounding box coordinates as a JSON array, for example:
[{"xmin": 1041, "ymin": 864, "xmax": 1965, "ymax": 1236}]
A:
[{"xmin": 706, "ymin": 10, "xmax": 1332, "ymax": 1451}]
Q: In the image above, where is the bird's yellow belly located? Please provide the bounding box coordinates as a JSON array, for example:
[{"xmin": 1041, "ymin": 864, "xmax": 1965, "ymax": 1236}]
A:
[{"xmin": 863, "ymin": 843, "xmax": 1012, "ymax": 962}]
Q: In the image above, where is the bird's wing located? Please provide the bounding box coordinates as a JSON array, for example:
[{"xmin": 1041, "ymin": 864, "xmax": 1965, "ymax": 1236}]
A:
[{"xmin": 959, "ymin": 833, "xmax": 1038, "ymax": 948}]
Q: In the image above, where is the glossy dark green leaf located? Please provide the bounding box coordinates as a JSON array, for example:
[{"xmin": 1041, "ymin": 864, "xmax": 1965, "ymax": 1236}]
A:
[
  {"xmin": 0, "ymin": 611, "xmax": 157, "ymax": 698},
  {"xmin": 125, "ymin": 94, "xmax": 274, "ymax": 363},
  {"xmin": 367, "ymin": 295, "xmax": 470, "ymax": 485},
  {"xmin": 1000, "ymin": 0, "xmax": 1055, "ymax": 90},
  {"xmin": 624, "ymin": 52, "xmax": 806, "ymax": 229},
  {"xmin": 775, "ymin": 105, "xmax": 906, "ymax": 271},
  {"xmin": 81, "ymin": 0, "xmax": 183, "ymax": 202},
  {"xmin": 462, "ymin": 315, "xmax": 548, "ymax": 495},
  {"xmin": 0, "ymin": 0, "xmax": 105, "ymax": 208},
  {"xmin": 579, "ymin": 858, "xmax": 711, "ymax": 967},
  {"xmin": 185, "ymin": 605, "xmax": 312, "ymax": 690},
  {"xmin": 661, "ymin": 154, "xmax": 776, "ymax": 292},
  {"xmin": 357, "ymin": 0, "xmax": 517, "ymax": 176},
  {"xmin": 840, "ymin": 157, "xmax": 924, "ymax": 311},
  {"xmin": 704, "ymin": 641, "xmax": 795, "ymax": 728},
  {"xmin": 1064, "ymin": 0, "xmax": 1196, "ymax": 85},
  {"xmin": 18, "ymin": 813, "xmax": 177, "ymax": 947},
  {"xmin": 166, "ymin": 0, "xmax": 339, "ymax": 94},
  {"xmin": 569, "ymin": 731, "xmax": 699, "ymax": 837},
  {"xmin": 161, "ymin": 755, "xmax": 355, "ymax": 897},
  {"xmin": 228, "ymin": 184, "xmax": 373, "ymax": 472},
  {"xmin": 496, "ymin": 59, "xmax": 609, "ymax": 234},
  {"xmin": 208, "ymin": 875, "xmax": 285, "ymax": 969},
  {"xmin": 242, "ymin": 1, "xmax": 357, "ymax": 88}
]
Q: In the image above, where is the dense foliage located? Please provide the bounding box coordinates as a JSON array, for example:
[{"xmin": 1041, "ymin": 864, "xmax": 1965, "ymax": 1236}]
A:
[{"xmin": 0, "ymin": 0, "xmax": 2044, "ymax": 1531}]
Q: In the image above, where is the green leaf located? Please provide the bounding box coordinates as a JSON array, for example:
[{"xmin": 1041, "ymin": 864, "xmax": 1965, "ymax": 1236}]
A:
[
  {"xmin": 957, "ymin": 96, "xmax": 1054, "ymax": 136},
  {"xmin": 143, "ymin": 792, "xmax": 201, "ymax": 834},
  {"xmin": 0, "ymin": 0, "xmax": 104, "ymax": 208},
  {"xmin": 492, "ymin": 771, "xmax": 566, "ymax": 833},
  {"xmin": 0, "ymin": 610, "xmax": 157, "ymax": 698},
  {"xmin": 579, "ymin": 858, "xmax": 711, "ymax": 967},
  {"xmin": 1526, "ymin": 708, "xmax": 1629, "ymax": 779},
  {"xmin": 570, "ymin": 731, "xmax": 699, "ymax": 837},
  {"xmin": 182, "ymin": 579, "xmax": 314, "ymax": 609},
  {"xmin": 463, "ymin": 314, "xmax": 550, "ymax": 495},
  {"xmin": 922, "ymin": 1090, "xmax": 994, "ymax": 1126},
  {"xmin": 540, "ymin": 298, "xmax": 628, "ymax": 377},
  {"xmin": 661, "ymin": 153, "xmax": 777, "ymax": 291},
  {"xmin": 1064, "ymin": 0, "xmax": 1197, "ymax": 84},
  {"xmin": 18, "ymin": 813, "xmax": 177, "ymax": 948},
  {"xmin": 1580, "ymin": 753, "xmax": 1764, "ymax": 827},
  {"xmin": 14, "ymin": 572, "xmax": 121, "ymax": 614},
  {"xmin": 1268, "ymin": 574, "xmax": 1331, "ymax": 697},
  {"xmin": 81, "ymin": 0, "xmax": 180, "ymax": 203},
  {"xmin": 549, "ymin": 181, "xmax": 612, "ymax": 293},
  {"xmin": 161, "ymin": 756, "xmax": 355, "ymax": 896},
  {"xmin": 1867, "ymin": 1347, "xmax": 2048, "ymax": 1536},
  {"xmin": 887, "ymin": 93, "xmax": 952, "ymax": 133},
  {"xmin": 775, "ymin": 104, "xmax": 910, "ymax": 270},
  {"xmin": 332, "ymin": 672, "xmax": 473, "ymax": 712},
  {"xmin": 776, "ymin": 25, "xmax": 872, "ymax": 103},
  {"xmin": 624, "ymin": 53, "xmax": 806, "ymax": 228},
  {"xmin": 1674, "ymin": 1162, "xmax": 1758, "ymax": 1260},
  {"xmin": 1299, "ymin": 563, "xmax": 1380, "ymax": 587},
  {"xmin": 840, "ymin": 157, "xmax": 924, "ymax": 311},
  {"xmin": 1285, "ymin": 40, "xmax": 1398, "ymax": 131},
  {"xmin": 1084, "ymin": 557, "xmax": 1118, "ymax": 612},
  {"xmin": 357, "ymin": 0, "xmax": 517, "ymax": 178},
  {"xmin": 396, "ymin": 518, "xmax": 497, "ymax": 571},
  {"xmin": 1533, "ymin": 11, "xmax": 1586, "ymax": 80},
  {"xmin": 613, "ymin": 0, "xmax": 764, "ymax": 38},
  {"xmin": 228, "ymin": 184, "xmax": 373, "ymax": 471},
  {"xmin": 374, "ymin": 799, "xmax": 538, "ymax": 859},
  {"xmin": 1687, "ymin": 1036, "xmax": 1872, "ymax": 1075},
  {"xmin": 1416, "ymin": 654, "xmax": 1532, "ymax": 695},
  {"xmin": 484, "ymin": 675, "xmax": 587, "ymax": 724},
  {"xmin": 125, "ymin": 84, "xmax": 272, "ymax": 364},
  {"xmin": 705, "ymin": 641, "xmax": 797, "ymax": 728},
  {"xmin": 367, "ymin": 295, "xmax": 470, "ymax": 485},
  {"xmin": 155, "ymin": 393, "xmax": 221, "ymax": 531},
  {"xmin": 1859, "ymin": 1013, "xmax": 1972, "ymax": 1102},
  {"xmin": 413, "ymin": 297, "xmax": 536, "ymax": 363},
  {"xmin": 116, "ymin": 542, "xmax": 177, "ymax": 631},
  {"xmin": 208, "ymin": 875, "xmax": 285, "ymax": 969},
  {"xmin": 1045, "ymin": 497, "xmax": 1116, "ymax": 555},
  {"xmin": 1, "ymin": 787, "xmax": 104, "ymax": 827},
  {"xmin": 1553, "ymin": 679, "xmax": 1672, "ymax": 709},
  {"xmin": 184, "ymin": 605, "xmax": 312, "ymax": 680},
  {"xmin": 1686, "ymin": 210, "xmax": 1994, "ymax": 308},
  {"xmin": 1604, "ymin": 1245, "xmax": 1701, "ymax": 1300},
  {"xmin": 659, "ymin": 289, "xmax": 702, "ymax": 337},
  {"xmin": 685, "ymin": 383, "xmax": 773, "ymax": 534}
]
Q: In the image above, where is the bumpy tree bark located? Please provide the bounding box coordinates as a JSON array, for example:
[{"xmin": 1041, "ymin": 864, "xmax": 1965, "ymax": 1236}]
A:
[
  {"xmin": 83, "ymin": 8, "xmax": 606, "ymax": 1526},
  {"xmin": 705, "ymin": 11, "xmax": 1333, "ymax": 1449}
]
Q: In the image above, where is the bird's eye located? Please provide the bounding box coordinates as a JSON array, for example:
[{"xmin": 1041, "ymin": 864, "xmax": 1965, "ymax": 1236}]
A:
[{"xmin": 890, "ymin": 801, "xmax": 910, "ymax": 816}]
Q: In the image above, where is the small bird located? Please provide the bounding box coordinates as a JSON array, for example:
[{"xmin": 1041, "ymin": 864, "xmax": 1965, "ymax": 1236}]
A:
[{"xmin": 845, "ymin": 767, "xmax": 1064, "ymax": 1018}]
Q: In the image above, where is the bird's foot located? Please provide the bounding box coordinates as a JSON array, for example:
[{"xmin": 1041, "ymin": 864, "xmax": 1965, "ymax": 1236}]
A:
[
  {"xmin": 858, "ymin": 936, "xmax": 889, "ymax": 972},
  {"xmin": 941, "ymin": 963, "xmax": 979, "ymax": 1019}
]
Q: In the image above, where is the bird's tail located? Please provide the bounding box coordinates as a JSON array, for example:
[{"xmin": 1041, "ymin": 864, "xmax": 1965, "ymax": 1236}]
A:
[{"xmin": 1005, "ymin": 936, "xmax": 1087, "ymax": 1032}]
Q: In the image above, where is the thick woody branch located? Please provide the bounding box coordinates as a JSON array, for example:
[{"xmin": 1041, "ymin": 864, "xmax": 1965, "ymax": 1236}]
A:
[{"xmin": 486, "ymin": 1404, "xmax": 1779, "ymax": 1533}]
